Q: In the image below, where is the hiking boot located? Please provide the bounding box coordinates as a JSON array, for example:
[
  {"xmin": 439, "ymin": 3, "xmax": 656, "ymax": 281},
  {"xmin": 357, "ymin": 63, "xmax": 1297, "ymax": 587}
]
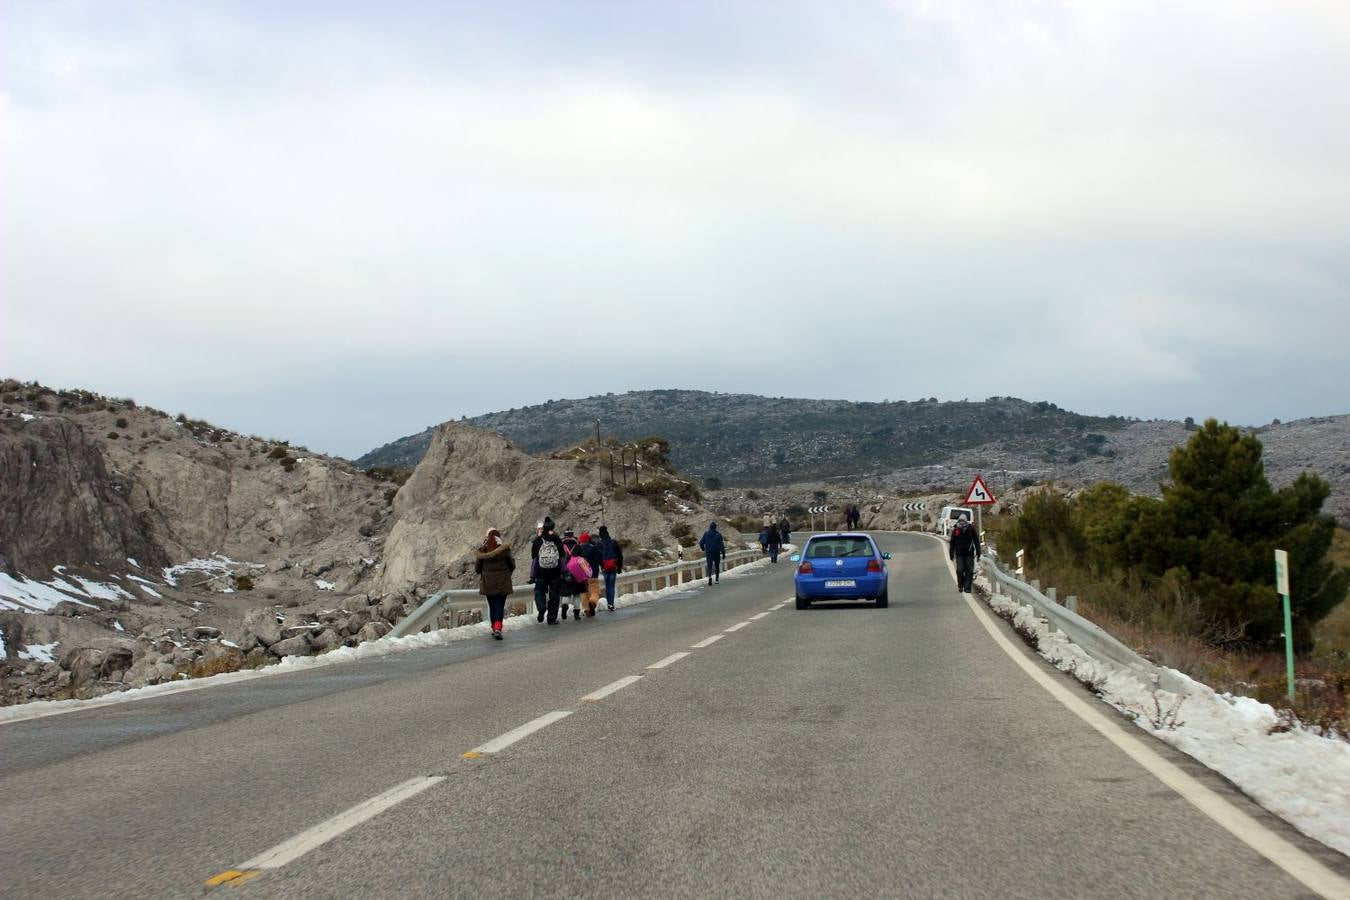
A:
[
  {"xmin": 492, "ymin": 630, "xmax": 503, "ymax": 640},
  {"xmin": 537, "ymin": 610, "xmax": 545, "ymax": 623},
  {"xmin": 607, "ymin": 605, "xmax": 615, "ymax": 612},
  {"xmin": 561, "ymin": 603, "xmax": 570, "ymax": 619}
]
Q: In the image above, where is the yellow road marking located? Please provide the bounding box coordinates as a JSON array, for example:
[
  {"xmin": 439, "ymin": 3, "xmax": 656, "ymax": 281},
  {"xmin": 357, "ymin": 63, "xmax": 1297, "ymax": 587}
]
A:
[
  {"xmin": 205, "ymin": 869, "xmax": 261, "ymax": 887},
  {"xmin": 461, "ymin": 751, "xmax": 482, "ymax": 759}
]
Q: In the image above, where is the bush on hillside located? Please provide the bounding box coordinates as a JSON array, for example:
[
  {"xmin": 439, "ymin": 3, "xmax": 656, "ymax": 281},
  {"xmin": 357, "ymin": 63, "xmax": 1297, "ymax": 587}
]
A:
[{"xmin": 1006, "ymin": 420, "xmax": 1348, "ymax": 652}]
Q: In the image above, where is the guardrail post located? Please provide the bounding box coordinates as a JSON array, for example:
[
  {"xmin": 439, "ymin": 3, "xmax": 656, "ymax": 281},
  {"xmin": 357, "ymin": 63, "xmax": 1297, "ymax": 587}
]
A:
[
  {"xmin": 1030, "ymin": 579, "xmax": 1040, "ymax": 593},
  {"xmin": 1066, "ymin": 595, "xmax": 1078, "ymax": 613},
  {"xmin": 1046, "ymin": 587, "xmax": 1057, "ymax": 604}
]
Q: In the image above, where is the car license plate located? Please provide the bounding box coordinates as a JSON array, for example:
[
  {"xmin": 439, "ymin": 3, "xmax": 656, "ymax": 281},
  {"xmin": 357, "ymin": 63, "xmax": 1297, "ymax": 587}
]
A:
[{"xmin": 824, "ymin": 580, "xmax": 856, "ymax": 588}]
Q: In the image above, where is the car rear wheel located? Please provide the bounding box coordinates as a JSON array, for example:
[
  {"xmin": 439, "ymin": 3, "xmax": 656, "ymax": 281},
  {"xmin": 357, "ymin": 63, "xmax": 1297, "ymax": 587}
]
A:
[
  {"xmin": 876, "ymin": 590, "xmax": 889, "ymax": 608},
  {"xmin": 795, "ymin": 595, "xmax": 810, "ymax": 610}
]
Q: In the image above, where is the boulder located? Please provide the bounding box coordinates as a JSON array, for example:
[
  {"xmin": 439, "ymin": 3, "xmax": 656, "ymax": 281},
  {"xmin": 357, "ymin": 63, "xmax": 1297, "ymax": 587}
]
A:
[
  {"xmin": 379, "ymin": 594, "xmax": 404, "ymax": 622},
  {"xmin": 99, "ymin": 646, "xmax": 134, "ymax": 679},
  {"xmin": 341, "ymin": 610, "xmax": 370, "ymax": 636},
  {"xmin": 357, "ymin": 621, "xmax": 391, "ymax": 643},
  {"xmin": 199, "ymin": 642, "xmax": 243, "ymax": 672},
  {"xmin": 62, "ymin": 647, "xmax": 104, "ymax": 686},
  {"xmin": 242, "ymin": 608, "xmax": 282, "ymax": 646},
  {"xmin": 310, "ymin": 628, "xmax": 342, "ymax": 653},
  {"xmin": 243, "ymin": 646, "xmax": 270, "ymax": 668},
  {"xmin": 190, "ymin": 626, "xmax": 222, "ymax": 640},
  {"xmin": 269, "ymin": 634, "xmax": 312, "ymax": 658}
]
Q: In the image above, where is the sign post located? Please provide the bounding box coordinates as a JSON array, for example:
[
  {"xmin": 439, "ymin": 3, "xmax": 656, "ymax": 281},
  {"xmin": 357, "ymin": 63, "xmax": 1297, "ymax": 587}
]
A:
[
  {"xmin": 1275, "ymin": 549, "xmax": 1295, "ymax": 701},
  {"xmin": 962, "ymin": 475, "xmax": 997, "ymax": 540}
]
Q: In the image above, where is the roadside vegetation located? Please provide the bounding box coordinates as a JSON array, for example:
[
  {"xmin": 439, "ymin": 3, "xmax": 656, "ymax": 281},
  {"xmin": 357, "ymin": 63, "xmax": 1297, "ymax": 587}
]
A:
[{"xmin": 995, "ymin": 419, "xmax": 1349, "ymax": 735}]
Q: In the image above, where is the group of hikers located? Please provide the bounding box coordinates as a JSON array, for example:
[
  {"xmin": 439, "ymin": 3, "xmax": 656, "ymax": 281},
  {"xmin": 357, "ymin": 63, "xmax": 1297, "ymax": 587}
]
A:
[
  {"xmin": 756, "ymin": 517, "xmax": 791, "ymax": 564},
  {"xmin": 473, "ymin": 517, "xmax": 625, "ymax": 636},
  {"xmin": 474, "ymin": 505, "xmax": 982, "ymax": 636}
]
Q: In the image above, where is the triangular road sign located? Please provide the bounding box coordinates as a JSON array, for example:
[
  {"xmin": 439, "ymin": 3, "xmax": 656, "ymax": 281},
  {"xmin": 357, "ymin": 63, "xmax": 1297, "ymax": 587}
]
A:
[{"xmin": 964, "ymin": 475, "xmax": 996, "ymax": 505}]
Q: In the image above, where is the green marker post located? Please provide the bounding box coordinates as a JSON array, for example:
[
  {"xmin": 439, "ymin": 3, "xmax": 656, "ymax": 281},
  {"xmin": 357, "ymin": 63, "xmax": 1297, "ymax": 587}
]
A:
[{"xmin": 1274, "ymin": 549, "xmax": 1294, "ymax": 702}]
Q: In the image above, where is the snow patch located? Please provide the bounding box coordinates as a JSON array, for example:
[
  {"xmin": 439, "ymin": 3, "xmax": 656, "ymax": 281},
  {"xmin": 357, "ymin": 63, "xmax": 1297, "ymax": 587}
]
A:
[
  {"xmin": 113, "ymin": 621, "xmax": 125, "ymax": 632},
  {"xmin": 315, "ymin": 580, "xmax": 336, "ymax": 591},
  {"xmin": 162, "ymin": 555, "xmax": 256, "ymax": 587},
  {"xmin": 19, "ymin": 642, "xmax": 58, "ymax": 663},
  {"xmin": 981, "ymin": 576, "xmax": 1350, "ymax": 857},
  {"xmin": 70, "ymin": 576, "xmax": 133, "ymax": 601},
  {"xmin": 20, "ymin": 413, "xmax": 36, "ymax": 422},
  {"xmin": 0, "ymin": 573, "xmax": 99, "ymax": 613},
  {"xmin": 126, "ymin": 558, "xmax": 140, "ymax": 568}
]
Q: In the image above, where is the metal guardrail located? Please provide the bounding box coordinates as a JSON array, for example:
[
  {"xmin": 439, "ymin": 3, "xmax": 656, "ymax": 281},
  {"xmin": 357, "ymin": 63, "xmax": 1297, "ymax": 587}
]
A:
[
  {"xmin": 390, "ymin": 549, "xmax": 764, "ymax": 638},
  {"xmin": 980, "ymin": 551, "xmax": 1193, "ymax": 696}
]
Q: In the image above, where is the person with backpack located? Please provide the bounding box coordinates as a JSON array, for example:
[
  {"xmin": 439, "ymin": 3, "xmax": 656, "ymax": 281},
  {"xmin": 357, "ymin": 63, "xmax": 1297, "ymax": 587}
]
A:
[
  {"xmin": 531, "ymin": 516, "xmax": 566, "ymax": 624},
  {"xmin": 577, "ymin": 531, "xmax": 604, "ymax": 617},
  {"xmin": 559, "ymin": 529, "xmax": 590, "ymax": 622},
  {"xmin": 699, "ymin": 521, "xmax": 726, "ymax": 585},
  {"xmin": 767, "ymin": 523, "xmax": 782, "ymax": 563},
  {"xmin": 949, "ymin": 514, "xmax": 981, "ymax": 593},
  {"xmin": 474, "ymin": 528, "xmax": 514, "ymax": 640},
  {"xmin": 596, "ymin": 525, "xmax": 623, "ymax": 611},
  {"xmin": 758, "ymin": 527, "xmax": 769, "ymax": 555}
]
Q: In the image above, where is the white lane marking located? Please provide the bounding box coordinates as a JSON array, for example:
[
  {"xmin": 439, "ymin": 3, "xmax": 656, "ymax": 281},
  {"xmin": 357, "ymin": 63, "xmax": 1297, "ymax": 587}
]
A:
[
  {"xmin": 960, "ymin": 590, "xmax": 1349, "ymax": 897},
  {"xmin": 581, "ymin": 675, "xmax": 643, "ymax": 702},
  {"xmin": 239, "ymin": 776, "xmax": 445, "ymax": 870},
  {"xmin": 691, "ymin": 634, "xmax": 724, "ymax": 648},
  {"xmin": 471, "ymin": 710, "xmax": 573, "ymax": 754},
  {"xmin": 647, "ymin": 652, "xmax": 690, "ymax": 670},
  {"xmin": 724, "ymin": 621, "xmax": 751, "ymax": 632},
  {"xmin": 749, "ymin": 612, "xmax": 770, "ymax": 620}
]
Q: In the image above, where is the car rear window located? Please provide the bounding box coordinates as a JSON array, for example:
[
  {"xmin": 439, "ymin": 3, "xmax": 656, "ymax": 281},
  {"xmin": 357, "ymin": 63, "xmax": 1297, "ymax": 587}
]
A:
[{"xmin": 806, "ymin": 537, "xmax": 874, "ymax": 558}]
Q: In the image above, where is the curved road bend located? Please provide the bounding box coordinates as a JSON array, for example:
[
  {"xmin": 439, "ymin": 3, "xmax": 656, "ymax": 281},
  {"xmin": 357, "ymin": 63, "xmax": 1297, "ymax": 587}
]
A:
[{"xmin": 1, "ymin": 534, "xmax": 1345, "ymax": 898}]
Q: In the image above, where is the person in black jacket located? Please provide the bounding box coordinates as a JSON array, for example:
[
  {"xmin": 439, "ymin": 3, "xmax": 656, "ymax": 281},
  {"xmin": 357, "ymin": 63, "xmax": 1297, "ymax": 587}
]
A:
[
  {"xmin": 767, "ymin": 523, "xmax": 782, "ymax": 564},
  {"xmin": 699, "ymin": 522, "xmax": 726, "ymax": 585},
  {"xmin": 531, "ymin": 516, "xmax": 566, "ymax": 624},
  {"xmin": 949, "ymin": 515, "xmax": 981, "ymax": 593},
  {"xmin": 596, "ymin": 526, "xmax": 624, "ymax": 611},
  {"xmin": 578, "ymin": 531, "xmax": 604, "ymax": 617}
]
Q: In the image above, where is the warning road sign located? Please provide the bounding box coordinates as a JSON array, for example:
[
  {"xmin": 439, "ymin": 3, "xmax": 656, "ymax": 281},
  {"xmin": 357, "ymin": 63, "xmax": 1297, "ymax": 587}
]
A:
[{"xmin": 963, "ymin": 475, "xmax": 996, "ymax": 506}]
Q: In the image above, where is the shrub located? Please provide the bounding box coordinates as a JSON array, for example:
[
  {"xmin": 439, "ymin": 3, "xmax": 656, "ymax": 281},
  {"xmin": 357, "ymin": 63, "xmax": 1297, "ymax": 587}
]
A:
[
  {"xmin": 107, "ymin": 431, "xmax": 119, "ymax": 439},
  {"xmin": 268, "ymin": 446, "xmax": 289, "ymax": 459},
  {"xmin": 115, "ymin": 417, "xmax": 128, "ymax": 429},
  {"xmin": 280, "ymin": 456, "xmax": 297, "ymax": 472},
  {"xmin": 364, "ymin": 466, "xmax": 413, "ymax": 486},
  {"xmin": 235, "ymin": 574, "xmax": 254, "ymax": 591},
  {"xmin": 670, "ymin": 521, "xmax": 693, "ymax": 539}
]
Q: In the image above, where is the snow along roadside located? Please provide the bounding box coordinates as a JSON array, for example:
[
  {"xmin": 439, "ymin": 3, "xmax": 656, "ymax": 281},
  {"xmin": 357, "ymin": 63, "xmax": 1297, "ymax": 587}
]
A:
[
  {"xmin": 0, "ymin": 554, "xmax": 777, "ymax": 725},
  {"xmin": 977, "ymin": 571, "xmax": 1350, "ymax": 859}
]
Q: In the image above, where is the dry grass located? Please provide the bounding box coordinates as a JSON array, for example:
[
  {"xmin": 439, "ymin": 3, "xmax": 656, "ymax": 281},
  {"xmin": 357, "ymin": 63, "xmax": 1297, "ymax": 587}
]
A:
[
  {"xmin": 1019, "ymin": 540, "xmax": 1350, "ymax": 738},
  {"xmin": 1313, "ymin": 527, "xmax": 1350, "ymax": 655}
]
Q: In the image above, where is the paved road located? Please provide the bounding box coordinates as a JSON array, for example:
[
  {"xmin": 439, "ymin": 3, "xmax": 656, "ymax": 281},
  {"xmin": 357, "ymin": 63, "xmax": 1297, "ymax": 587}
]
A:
[{"xmin": 1, "ymin": 534, "xmax": 1344, "ymax": 898}]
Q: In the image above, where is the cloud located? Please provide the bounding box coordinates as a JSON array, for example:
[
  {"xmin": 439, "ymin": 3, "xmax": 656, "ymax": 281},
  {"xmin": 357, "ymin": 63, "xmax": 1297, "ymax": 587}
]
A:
[{"xmin": 2, "ymin": 1, "xmax": 1348, "ymax": 456}]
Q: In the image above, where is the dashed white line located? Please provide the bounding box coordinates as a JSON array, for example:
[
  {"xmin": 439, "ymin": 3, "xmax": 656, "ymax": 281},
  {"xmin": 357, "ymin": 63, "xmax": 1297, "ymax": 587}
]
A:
[
  {"xmin": 468, "ymin": 710, "xmax": 573, "ymax": 754},
  {"xmin": 581, "ymin": 675, "xmax": 644, "ymax": 702},
  {"xmin": 691, "ymin": 634, "xmax": 724, "ymax": 648},
  {"xmin": 749, "ymin": 612, "xmax": 770, "ymax": 620},
  {"xmin": 725, "ymin": 621, "xmax": 751, "ymax": 632},
  {"xmin": 237, "ymin": 776, "xmax": 446, "ymax": 870},
  {"xmin": 647, "ymin": 652, "xmax": 690, "ymax": 670}
]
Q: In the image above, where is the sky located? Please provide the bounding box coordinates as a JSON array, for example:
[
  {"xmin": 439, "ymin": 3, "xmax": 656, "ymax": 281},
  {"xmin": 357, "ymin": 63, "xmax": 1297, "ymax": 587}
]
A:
[{"xmin": 3, "ymin": 1, "xmax": 1348, "ymax": 459}]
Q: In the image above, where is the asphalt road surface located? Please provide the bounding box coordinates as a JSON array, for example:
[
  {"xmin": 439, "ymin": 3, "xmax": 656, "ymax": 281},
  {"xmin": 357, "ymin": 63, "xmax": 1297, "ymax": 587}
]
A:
[{"xmin": 2, "ymin": 533, "xmax": 1345, "ymax": 898}]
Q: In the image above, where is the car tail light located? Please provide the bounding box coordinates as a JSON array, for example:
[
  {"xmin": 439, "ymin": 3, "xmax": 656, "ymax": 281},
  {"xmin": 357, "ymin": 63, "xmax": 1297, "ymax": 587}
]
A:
[
  {"xmin": 867, "ymin": 559, "xmax": 883, "ymax": 573},
  {"xmin": 798, "ymin": 561, "xmax": 814, "ymax": 575}
]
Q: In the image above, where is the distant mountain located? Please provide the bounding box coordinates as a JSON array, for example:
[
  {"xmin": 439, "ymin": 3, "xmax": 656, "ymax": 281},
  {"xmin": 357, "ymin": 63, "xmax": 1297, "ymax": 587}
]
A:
[{"xmin": 355, "ymin": 391, "xmax": 1132, "ymax": 485}]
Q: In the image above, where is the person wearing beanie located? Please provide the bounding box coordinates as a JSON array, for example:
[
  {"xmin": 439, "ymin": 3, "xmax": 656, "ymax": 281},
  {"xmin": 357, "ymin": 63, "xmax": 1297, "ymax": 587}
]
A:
[
  {"xmin": 578, "ymin": 531, "xmax": 604, "ymax": 616},
  {"xmin": 474, "ymin": 528, "xmax": 514, "ymax": 639},
  {"xmin": 698, "ymin": 521, "xmax": 726, "ymax": 585},
  {"xmin": 596, "ymin": 525, "xmax": 624, "ymax": 611},
  {"xmin": 531, "ymin": 516, "xmax": 566, "ymax": 624}
]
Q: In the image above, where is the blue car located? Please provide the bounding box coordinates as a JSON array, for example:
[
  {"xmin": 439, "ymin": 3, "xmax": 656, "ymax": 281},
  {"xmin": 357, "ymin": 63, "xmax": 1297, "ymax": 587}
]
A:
[{"xmin": 793, "ymin": 533, "xmax": 890, "ymax": 609}]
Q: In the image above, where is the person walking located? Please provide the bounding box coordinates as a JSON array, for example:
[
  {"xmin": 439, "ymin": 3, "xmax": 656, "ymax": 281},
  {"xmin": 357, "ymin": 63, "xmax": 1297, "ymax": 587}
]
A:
[
  {"xmin": 559, "ymin": 529, "xmax": 586, "ymax": 622},
  {"xmin": 949, "ymin": 514, "xmax": 981, "ymax": 593},
  {"xmin": 474, "ymin": 528, "xmax": 514, "ymax": 640},
  {"xmin": 699, "ymin": 521, "xmax": 726, "ymax": 585},
  {"xmin": 758, "ymin": 527, "xmax": 769, "ymax": 556},
  {"xmin": 578, "ymin": 531, "xmax": 604, "ymax": 617},
  {"xmin": 778, "ymin": 519, "xmax": 791, "ymax": 546},
  {"xmin": 767, "ymin": 523, "xmax": 782, "ymax": 563},
  {"xmin": 532, "ymin": 517, "xmax": 565, "ymax": 624},
  {"xmin": 597, "ymin": 525, "xmax": 624, "ymax": 611}
]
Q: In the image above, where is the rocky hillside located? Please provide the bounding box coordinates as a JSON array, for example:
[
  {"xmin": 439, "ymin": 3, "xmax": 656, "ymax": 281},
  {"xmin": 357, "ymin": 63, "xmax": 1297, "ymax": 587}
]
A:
[
  {"xmin": 357, "ymin": 391, "xmax": 1130, "ymax": 484},
  {"xmin": 0, "ymin": 381, "xmax": 732, "ymax": 706}
]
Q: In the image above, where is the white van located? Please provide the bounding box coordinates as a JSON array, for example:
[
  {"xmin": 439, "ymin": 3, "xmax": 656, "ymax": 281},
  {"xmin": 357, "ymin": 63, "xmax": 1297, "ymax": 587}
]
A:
[{"xmin": 937, "ymin": 506, "xmax": 973, "ymax": 537}]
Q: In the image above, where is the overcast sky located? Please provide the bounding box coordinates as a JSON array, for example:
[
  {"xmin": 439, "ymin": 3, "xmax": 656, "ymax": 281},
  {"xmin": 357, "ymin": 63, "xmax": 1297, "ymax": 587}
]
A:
[{"xmin": 3, "ymin": 1, "xmax": 1348, "ymax": 459}]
